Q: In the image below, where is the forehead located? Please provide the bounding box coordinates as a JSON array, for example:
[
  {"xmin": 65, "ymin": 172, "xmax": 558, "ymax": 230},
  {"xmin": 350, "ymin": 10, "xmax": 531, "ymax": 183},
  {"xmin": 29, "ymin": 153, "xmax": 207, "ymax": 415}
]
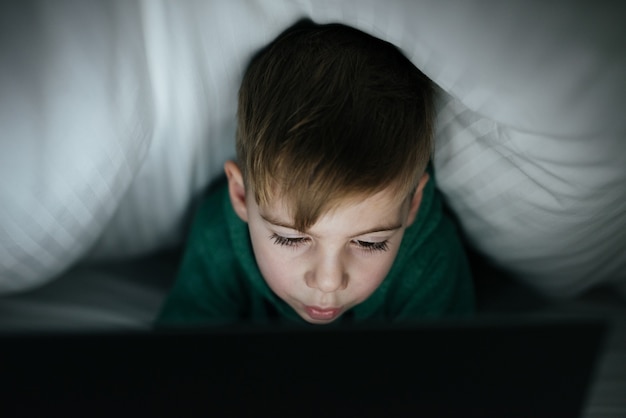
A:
[{"xmin": 255, "ymin": 186, "xmax": 409, "ymax": 234}]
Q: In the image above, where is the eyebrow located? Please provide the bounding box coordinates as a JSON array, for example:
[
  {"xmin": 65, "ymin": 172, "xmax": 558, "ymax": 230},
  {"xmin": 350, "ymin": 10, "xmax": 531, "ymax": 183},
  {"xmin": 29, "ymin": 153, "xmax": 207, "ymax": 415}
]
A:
[{"xmin": 259, "ymin": 214, "xmax": 403, "ymax": 237}]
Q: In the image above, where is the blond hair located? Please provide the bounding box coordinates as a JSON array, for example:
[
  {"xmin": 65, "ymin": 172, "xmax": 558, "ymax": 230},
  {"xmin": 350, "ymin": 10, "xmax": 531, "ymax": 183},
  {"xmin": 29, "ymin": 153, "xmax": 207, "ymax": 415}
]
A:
[{"xmin": 237, "ymin": 20, "xmax": 434, "ymax": 231}]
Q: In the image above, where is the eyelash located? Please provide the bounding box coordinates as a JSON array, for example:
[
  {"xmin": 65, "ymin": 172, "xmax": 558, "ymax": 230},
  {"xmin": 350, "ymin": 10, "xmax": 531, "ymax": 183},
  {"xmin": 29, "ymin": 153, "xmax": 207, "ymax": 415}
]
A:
[
  {"xmin": 356, "ymin": 240, "xmax": 389, "ymax": 253},
  {"xmin": 269, "ymin": 234, "xmax": 389, "ymax": 253},
  {"xmin": 270, "ymin": 234, "xmax": 308, "ymax": 249}
]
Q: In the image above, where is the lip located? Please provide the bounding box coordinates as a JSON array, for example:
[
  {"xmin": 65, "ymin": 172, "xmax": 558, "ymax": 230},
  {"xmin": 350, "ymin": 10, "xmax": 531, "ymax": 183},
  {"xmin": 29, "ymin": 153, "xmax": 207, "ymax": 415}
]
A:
[{"xmin": 304, "ymin": 306, "xmax": 342, "ymax": 321}]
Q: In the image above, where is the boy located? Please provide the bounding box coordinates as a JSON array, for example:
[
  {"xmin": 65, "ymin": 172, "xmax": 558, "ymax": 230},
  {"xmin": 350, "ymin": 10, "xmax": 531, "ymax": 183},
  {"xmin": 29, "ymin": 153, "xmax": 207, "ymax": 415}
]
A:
[{"xmin": 158, "ymin": 20, "xmax": 474, "ymax": 326}]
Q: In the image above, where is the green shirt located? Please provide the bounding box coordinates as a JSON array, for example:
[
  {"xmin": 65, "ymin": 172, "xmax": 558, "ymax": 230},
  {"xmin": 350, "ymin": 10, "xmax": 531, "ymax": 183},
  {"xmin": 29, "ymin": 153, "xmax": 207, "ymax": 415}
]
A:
[{"xmin": 157, "ymin": 174, "xmax": 474, "ymax": 327}]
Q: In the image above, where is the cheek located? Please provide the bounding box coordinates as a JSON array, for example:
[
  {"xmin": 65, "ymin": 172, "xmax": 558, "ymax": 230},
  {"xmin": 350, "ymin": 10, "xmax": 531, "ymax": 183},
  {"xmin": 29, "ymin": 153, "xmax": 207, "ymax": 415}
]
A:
[
  {"xmin": 350, "ymin": 249, "xmax": 399, "ymax": 299},
  {"xmin": 248, "ymin": 228, "xmax": 296, "ymax": 292}
]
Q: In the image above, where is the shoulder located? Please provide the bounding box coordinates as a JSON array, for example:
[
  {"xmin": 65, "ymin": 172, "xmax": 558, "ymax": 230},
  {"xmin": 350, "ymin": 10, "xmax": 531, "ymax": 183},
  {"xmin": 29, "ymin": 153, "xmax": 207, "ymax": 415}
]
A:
[
  {"xmin": 189, "ymin": 179, "xmax": 230, "ymax": 236},
  {"xmin": 174, "ymin": 178, "xmax": 247, "ymax": 290},
  {"xmin": 157, "ymin": 179, "xmax": 247, "ymax": 325},
  {"xmin": 394, "ymin": 211, "xmax": 468, "ymax": 289},
  {"xmin": 185, "ymin": 179, "xmax": 235, "ymax": 258},
  {"xmin": 385, "ymin": 193, "xmax": 475, "ymax": 316}
]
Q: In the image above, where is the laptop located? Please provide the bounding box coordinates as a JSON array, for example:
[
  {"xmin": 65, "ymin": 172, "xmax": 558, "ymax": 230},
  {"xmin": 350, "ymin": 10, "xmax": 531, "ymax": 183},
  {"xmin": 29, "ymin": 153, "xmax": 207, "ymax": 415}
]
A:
[{"xmin": 0, "ymin": 315, "xmax": 607, "ymax": 418}]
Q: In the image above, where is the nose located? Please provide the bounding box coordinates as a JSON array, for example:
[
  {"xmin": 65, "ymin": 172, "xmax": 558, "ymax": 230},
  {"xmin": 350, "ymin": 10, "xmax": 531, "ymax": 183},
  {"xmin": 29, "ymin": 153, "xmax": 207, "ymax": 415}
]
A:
[{"xmin": 305, "ymin": 254, "xmax": 348, "ymax": 293}]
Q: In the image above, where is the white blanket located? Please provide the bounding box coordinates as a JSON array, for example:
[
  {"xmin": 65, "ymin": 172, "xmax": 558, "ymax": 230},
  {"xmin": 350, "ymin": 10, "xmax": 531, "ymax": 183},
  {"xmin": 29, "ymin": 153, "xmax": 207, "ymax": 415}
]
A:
[{"xmin": 1, "ymin": 0, "xmax": 624, "ymax": 297}]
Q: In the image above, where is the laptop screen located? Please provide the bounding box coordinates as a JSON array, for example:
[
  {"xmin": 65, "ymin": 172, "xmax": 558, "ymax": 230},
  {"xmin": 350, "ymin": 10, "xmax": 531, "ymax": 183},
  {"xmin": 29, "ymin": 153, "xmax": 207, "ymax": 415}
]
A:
[{"xmin": 0, "ymin": 315, "xmax": 607, "ymax": 418}]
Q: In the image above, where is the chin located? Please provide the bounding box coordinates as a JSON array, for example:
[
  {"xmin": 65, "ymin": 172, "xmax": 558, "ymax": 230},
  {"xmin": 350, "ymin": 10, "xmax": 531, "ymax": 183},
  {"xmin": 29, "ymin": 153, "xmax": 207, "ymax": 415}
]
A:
[{"xmin": 300, "ymin": 315, "xmax": 342, "ymax": 325}]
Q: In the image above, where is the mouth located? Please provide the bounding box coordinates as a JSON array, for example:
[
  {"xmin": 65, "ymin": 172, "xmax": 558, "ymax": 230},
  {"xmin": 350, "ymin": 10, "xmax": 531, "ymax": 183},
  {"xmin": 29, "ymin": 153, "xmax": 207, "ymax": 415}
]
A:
[{"xmin": 304, "ymin": 306, "xmax": 342, "ymax": 321}]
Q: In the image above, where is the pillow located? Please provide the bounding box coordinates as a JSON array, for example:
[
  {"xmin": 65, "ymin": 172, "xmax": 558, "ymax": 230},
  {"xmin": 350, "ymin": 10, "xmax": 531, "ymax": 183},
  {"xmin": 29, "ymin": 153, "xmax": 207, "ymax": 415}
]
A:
[
  {"xmin": 2, "ymin": 0, "xmax": 624, "ymax": 298},
  {"xmin": 0, "ymin": 1, "xmax": 153, "ymax": 293},
  {"xmin": 433, "ymin": 93, "xmax": 626, "ymax": 296}
]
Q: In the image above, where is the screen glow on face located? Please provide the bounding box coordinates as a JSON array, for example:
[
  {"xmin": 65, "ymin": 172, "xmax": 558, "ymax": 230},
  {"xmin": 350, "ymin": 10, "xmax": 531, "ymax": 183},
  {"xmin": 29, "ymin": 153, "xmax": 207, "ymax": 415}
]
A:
[{"xmin": 245, "ymin": 188, "xmax": 413, "ymax": 324}]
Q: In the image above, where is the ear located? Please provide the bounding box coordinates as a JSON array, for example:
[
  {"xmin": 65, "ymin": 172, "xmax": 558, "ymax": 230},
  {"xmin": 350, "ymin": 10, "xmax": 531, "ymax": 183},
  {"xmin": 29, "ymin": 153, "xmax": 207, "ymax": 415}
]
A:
[
  {"xmin": 224, "ymin": 160, "xmax": 249, "ymax": 223},
  {"xmin": 405, "ymin": 172, "xmax": 430, "ymax": 227}
]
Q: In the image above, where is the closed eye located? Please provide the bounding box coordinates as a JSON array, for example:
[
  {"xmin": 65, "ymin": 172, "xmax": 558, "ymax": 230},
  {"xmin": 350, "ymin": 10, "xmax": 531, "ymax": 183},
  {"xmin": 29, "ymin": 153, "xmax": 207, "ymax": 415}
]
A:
[
  {"xmin": 270, "ymin": 233, "xmax": 309, "ymax": 248},
  {"xmin": 355, "ymin": 240, "xmax": 389, "ymax": 253}
]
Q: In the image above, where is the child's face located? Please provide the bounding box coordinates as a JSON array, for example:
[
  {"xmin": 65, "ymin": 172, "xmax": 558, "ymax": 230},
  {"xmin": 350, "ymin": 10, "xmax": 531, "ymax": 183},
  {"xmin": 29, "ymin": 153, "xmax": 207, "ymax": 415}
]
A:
[{"xmin": 225, "ymin": 161, "xmax": 427, "ymax": 324}]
